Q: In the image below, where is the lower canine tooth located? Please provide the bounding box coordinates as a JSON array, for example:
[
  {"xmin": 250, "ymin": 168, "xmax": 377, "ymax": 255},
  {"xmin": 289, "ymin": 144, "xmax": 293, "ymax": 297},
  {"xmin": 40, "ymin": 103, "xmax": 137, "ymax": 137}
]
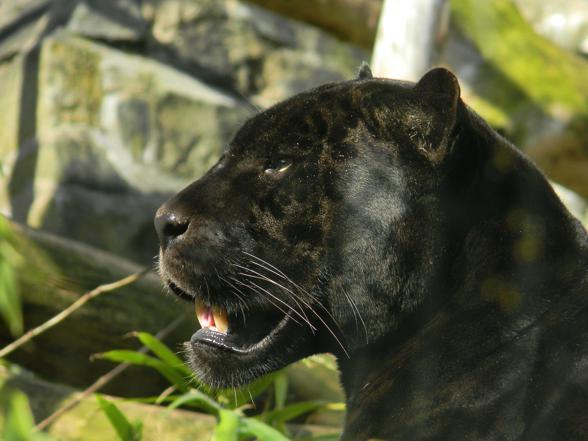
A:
[{"xmin": 213, "ymin": 307, "xmax": 228, "ymax": 333}]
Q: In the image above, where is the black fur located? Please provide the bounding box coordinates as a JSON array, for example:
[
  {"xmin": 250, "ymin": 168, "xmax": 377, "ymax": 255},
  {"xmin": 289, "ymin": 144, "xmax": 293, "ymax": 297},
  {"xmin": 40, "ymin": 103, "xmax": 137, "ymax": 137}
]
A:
[
  {"xmin": 155, "ymin": 68, "xmax": 588, "ymax": 440},
  {"xmin": 357, "ymin": 62, "xmax": 373, "ymax": 80}
]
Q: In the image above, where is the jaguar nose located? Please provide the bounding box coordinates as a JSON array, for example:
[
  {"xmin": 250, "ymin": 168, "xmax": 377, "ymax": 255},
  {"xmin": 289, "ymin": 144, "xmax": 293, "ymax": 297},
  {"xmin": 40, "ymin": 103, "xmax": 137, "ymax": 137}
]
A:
[{"xmin": 154, "ymin": 210, "xmax": 190, "ymax": 249}]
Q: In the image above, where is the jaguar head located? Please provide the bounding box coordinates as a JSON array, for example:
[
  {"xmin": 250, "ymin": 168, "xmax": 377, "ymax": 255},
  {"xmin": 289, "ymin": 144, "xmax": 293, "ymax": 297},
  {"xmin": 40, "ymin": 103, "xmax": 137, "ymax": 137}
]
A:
[{"xmin": 155, "ymin": 67, "xmax": 463, "ymax": 388}]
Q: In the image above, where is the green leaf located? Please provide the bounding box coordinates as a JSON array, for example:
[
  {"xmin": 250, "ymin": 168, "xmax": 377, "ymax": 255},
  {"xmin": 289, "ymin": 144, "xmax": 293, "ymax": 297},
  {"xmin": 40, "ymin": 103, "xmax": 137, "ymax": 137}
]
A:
[
  {"xmin": 96, "ymin": 395, "xmax": 142, "ymax": 441},
  {"xmin": 305, "ymin": 435, "xmax": 341, "ymax": 441},
  {"xmin": 273, "ymin": 373, "xmax": 288, "ymax": 410},
  {"xmin": 239, "ymin": 417, "xmax": 290, "ymax": 441},
  {"xmin": 263, "ymin": 400, "xmax": 327, "ymax": 425},
  {"xmin": 131, "ymin": 421, "xmax": 144, "ymax": 441},
  {"xmin": 3, "ymin": 390, "xmax": 35, "ymax": 441},
  {"xmin": 212, "ymin": 409, "xmax": 239, "ymax": 441},
  {"xmin": 167, "ymin": 389, "xmax": 223, "ymax": 415},
  {"xmin": 0, "ymin": 239, "xmax": 24, "ymax": 337},
  {"xmin": 216, "ymin": 372, "xmax": 276, "ymax": 409},
  {"xmin": 1, "ymin": 387, "xmax": 55, "ymax": 441},
  {"xmin": 133, "ymin": 332, "xmax": 191, "ymax": 376},
  {"xmin": 96, "ymin": 350, "xmax": 189, "ymax": 392}
]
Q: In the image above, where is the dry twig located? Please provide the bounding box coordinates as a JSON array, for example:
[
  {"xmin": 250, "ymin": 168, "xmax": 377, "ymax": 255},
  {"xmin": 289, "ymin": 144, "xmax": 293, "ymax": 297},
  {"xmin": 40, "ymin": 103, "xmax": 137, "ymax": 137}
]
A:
[
  {"xmin": 34, "ymin": 315, "xmax": 186, "ymax": 431},
  {"xmin": 0, "ymin": 269, "xmax": 150, "ymax": 359}
]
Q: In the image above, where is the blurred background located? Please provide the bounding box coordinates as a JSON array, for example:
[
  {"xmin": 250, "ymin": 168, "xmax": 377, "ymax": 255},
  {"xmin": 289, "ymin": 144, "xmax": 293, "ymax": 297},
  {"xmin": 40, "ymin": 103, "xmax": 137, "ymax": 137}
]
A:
[{"xmin": 1, "ymin": 0, "xmax": 588, "ymax": 439}]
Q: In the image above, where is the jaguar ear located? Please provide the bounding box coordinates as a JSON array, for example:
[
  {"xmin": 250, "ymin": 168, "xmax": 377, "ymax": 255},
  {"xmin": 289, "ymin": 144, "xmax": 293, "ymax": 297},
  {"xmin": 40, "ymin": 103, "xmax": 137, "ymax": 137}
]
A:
[
  {"xmin": 357, "ymin": 62, "xmax": 373, "ymax": 80},
  {"xmin": 415, "ymin": 67, "xmax": 460, "ymax": 112},
  {"xmin": 413, "ymin": 68, "xmax": 462, "ymax": 163}
]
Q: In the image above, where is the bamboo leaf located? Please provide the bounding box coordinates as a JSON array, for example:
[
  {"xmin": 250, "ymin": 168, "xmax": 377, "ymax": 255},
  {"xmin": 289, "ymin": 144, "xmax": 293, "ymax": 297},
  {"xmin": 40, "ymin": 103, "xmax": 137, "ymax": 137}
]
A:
[
  {"xmin": 3, "ymin": 390, "xmax": 35, "ymax": 441},
  {"xmin": 273, "ymin": 372, "xmax": 288, "ymax": 410},
  {"xmin": 133, "ymin": 332, "xmax": 191, "ymax": 376},
  {"xmin": 217, "ymin": 372, "xmax": 276, "ymax": 409},
  {"xmin": 96, "ymin": 350, "xmax": 189, "ymax": 392},
  {"xmin": 96, "ymin": 395, "xmax": 142, "ymax": 441},
  {"xmin": 0, "ymin": 224, "xmax": 24, "ymax": 336},
  {"xmin": 239, "ymin": 417, "xmax": 290, "ymax": 441},
  {"xmin": 167, "ymin": 389, "xmax": 223, "ymax": 415},
  {"xmin": 212, "ymin": 409, "xmax": 239, "ymax": 441},
  {"xmin": 305, "ymin": 435, "xmax": 340, "ymax": 441},
  {"xmin": 263, "ymin": 400, "xmax": 327, "ymax": 425}
]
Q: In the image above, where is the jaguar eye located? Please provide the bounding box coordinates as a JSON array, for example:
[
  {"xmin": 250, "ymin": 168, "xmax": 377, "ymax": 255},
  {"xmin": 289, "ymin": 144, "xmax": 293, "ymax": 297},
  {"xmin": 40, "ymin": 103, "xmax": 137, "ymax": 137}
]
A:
[{"xmin": 264, "ymin": 159, "xmax": 292, "ymax": 175}]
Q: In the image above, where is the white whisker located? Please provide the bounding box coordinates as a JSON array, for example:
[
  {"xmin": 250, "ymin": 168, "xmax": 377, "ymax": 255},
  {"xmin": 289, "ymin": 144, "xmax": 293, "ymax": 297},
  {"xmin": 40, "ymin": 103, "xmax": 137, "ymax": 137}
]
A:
[{"xmin": 240, "ymin": 252, "xmax": 350, "ymax": 358}]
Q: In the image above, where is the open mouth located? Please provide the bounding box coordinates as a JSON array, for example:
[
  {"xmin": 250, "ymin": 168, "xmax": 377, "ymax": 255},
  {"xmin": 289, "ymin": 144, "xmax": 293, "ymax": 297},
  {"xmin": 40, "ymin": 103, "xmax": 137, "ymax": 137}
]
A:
[{"xmin": 168, "ymin": 280, "xmax": 287, "ymax": 353}]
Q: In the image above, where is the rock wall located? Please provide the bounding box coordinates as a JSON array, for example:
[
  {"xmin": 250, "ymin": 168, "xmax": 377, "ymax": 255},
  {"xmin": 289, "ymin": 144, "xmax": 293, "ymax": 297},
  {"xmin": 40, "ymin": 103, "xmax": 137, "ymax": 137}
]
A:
[
  {"xmin": 0, "ymin": 0, "xmax": 367, "ymax": 264},
  {"xmin": 2, "ymin": 0, "xmax": 587, "ymax": 262}
]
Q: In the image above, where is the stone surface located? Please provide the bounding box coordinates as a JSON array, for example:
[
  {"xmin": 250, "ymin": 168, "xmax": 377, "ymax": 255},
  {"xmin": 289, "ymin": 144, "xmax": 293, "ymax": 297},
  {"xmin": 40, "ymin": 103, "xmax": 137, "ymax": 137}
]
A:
[
  {"xmin": 0, "ymin": 0, "xmax": 367, "ymax": 263},
  {"xmin": 0, "ymin": 0, "xmax": 50, "ymax": 61},
  {"xmin": 0, "ymin": 56, "xmax": 22, "ymax": 194},
  {"xmin": 66, "ymin": 0, "xmax": 147, "ymax": 42},
  {"xmin": 144, "ymin": 0, "xmax": 368, "ymax": 106},
  {"xmin": 2, "ymin": 33, "xmax": 251, "ymax": 263}
]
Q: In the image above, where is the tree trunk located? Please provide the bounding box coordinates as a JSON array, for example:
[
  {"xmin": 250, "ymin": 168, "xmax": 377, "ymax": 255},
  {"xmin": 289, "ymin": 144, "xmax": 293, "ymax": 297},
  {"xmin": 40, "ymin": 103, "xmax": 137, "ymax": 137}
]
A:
[
  {"xmin": 244, "ymin": 0, "xmax": 382, "ymax": 49},
  {"xmin": 371, "ymin": 0, "xmax": 449, "ymax": 80}
]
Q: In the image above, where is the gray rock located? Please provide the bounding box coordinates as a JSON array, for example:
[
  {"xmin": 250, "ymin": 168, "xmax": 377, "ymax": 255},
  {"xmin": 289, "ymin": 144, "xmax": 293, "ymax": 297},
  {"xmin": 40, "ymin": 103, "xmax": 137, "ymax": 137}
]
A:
[
  {"xmin": 144, "ymin": 0, "xmax": 368, "ymax": 105},
  {"xmin": 0, "ymin": 0, "xmax": 50, "ymax": 61},
  {"xmin": 2, "ymin": 33, "xmax": 251, "ymax": 263},
  {"xmin": 66, "ymin": 0, "xmax": 147, "ymax": 42},
  {"xmin": 0, "ymin": 0, "xmax": 369, "ymax": 264},
  {"xmin": 0, "ymin": 56, "xmax": 22, "ymax": 171}
]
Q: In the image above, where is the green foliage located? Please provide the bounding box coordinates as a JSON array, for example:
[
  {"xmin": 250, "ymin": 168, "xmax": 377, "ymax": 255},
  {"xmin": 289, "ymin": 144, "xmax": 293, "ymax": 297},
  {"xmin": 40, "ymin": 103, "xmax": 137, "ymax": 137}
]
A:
[
  {"xmin": 96, "ymin": 350, "xmax": 191, "ymax": 393},
  {"xmin": 451, "ymin": 0, "xmax": 588, "ymax": 115},
  {"xmin": 0, "ymin": 216, "xmax": 24, "ymax": 336},
  {"xmin": 238, "ymin": 416, "xmax": 290, "ymax": 441},
  {"xmin": 0, "ymin": 215, "xmax": 50, "ymax": 440},
  {"xmin": 212, "ymin": 410, "xmax": 239, "ymax": 441},
  {"xmin": 96, "ymin": 395, "xmax": 143, "ymax": 441},
  {"xmin": 0, "ymin": 380, "xmax": 53, "ymax": 441},
  {"xmin": 98, "ymin": 332, "xmax": 343, "ymax": 440}
]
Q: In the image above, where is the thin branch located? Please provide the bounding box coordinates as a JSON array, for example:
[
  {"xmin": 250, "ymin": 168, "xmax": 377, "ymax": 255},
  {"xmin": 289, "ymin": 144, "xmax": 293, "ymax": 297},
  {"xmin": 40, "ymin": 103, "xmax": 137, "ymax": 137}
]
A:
[
  {"xmin": 34, "ymin": 315, "xmax": 186, "ymax": 431},
  {"xmin": 0, "ymin": 269, "xmax": 150, "ymax": 359}
]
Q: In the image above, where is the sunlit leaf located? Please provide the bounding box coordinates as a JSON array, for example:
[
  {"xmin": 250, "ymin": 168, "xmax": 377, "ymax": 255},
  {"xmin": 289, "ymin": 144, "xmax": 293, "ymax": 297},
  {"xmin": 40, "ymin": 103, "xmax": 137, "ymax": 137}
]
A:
[
  {"xmin": 212, "ymin": 409, "xmax": 239, "ymax": 441},
  {"xmin": 305, "ymin": 434, "xmax": 340, "ymax": 441},
  {"xmin": 273, "ymin": 372, "xmax": 288, "ymax": 410},
  {"xmin": 96, "ymin": 395, "xmax": 142, "ymax": 441},
  {"xmin": 217, "ymin": 372, "xmax": 276, "ymax": 410},
  {"xmin": 132, "ymin": 332, "xmax": 191, "ymax": 376},
  {"xmin": 1, "ymin": 383, "xmax": 55, "ymax": 441},
  {"xmin": 239, "ymin": 417, "xmax": 290, "ymax": 441},
  {"xmin": 0, "ymin": 217, "xmax": 24, "ymax": 336},
  {"xmin": 167, "ymin": 389, "xmax": 223, "ymax": 415},
  {"xmin": 96, "ymin": 350, "xmax": 189, "ymax": 392},
  {"xmin": 263, "ymin": 400, "xmax": 327, "ymax": 425},
  {"xmin": 3, "ymin": 390, "xmax": 35, "ymax": 441}
]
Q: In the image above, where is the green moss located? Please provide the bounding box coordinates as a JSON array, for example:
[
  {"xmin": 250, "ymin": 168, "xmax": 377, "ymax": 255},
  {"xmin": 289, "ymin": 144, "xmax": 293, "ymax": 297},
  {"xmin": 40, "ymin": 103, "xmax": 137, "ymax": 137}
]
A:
[
  {"xmin": 41, "ymin": 36, "xmax": 102, "ymax": 127},
  {"xmin": 465, "ymin": 94, "xmax": 510, "ymax": 128},
  {"xmin": 451, "ymin": 0, "xmax": 588, "ymax": 117}
]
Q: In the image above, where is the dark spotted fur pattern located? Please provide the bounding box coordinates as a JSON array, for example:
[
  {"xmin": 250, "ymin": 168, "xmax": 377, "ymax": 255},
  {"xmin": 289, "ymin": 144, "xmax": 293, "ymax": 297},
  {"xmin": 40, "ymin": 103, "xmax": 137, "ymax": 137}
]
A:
[{"xmin": 155, "ymin": 68, "xmax": 588, "ymax": 440}]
